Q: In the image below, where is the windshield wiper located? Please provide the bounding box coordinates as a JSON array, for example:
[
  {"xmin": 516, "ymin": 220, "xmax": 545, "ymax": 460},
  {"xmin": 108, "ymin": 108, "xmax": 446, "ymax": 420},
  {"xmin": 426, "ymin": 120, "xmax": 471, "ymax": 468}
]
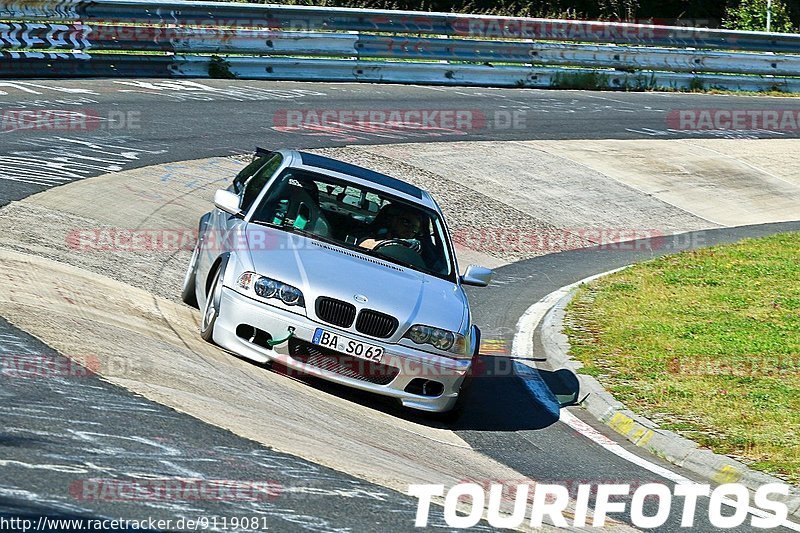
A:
[{"xmin": 357, "ymin": 246, "xmax": 431, "ymax": 272}]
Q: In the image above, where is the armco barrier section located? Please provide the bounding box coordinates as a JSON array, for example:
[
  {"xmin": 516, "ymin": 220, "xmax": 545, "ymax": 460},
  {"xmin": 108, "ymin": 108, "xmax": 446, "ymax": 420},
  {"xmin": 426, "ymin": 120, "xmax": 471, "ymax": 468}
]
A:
[{"xmin": 1, "ymin": 0, "xmax": 800, "ymax": 91}]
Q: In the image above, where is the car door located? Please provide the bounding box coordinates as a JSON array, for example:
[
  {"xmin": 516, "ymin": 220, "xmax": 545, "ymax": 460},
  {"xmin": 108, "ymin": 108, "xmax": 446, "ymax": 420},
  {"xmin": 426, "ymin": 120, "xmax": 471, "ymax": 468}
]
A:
[{"xmin": 195, "ymin": 153, "xmax": 283, "ymax": 304}]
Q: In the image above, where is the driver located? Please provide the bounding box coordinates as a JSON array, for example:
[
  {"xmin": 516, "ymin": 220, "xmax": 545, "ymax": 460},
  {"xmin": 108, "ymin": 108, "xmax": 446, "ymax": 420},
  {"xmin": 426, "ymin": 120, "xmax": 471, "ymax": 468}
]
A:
[{"xmin": 358, "ymin": 205, "xmax": 422, "ymax": 252}]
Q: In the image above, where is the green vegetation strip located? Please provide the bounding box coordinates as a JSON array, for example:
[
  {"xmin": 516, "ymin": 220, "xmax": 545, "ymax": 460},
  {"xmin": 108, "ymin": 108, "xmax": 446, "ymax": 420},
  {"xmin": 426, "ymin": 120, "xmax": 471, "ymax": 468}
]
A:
[{"xmin": 565, "ymin": 232, "xmax": 800, "ymax": 484}]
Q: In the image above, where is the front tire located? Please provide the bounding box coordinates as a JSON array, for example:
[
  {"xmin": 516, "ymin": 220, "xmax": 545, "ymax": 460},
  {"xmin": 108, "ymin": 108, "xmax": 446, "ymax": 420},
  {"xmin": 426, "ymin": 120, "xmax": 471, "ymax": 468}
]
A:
[
  {"xmin": 181, "ymin": 242, "xmax": 200, "ymax": 308},
  {"xmin": 200, "ymin": 265, "xmax": 224, "ymax": 343},
  {"xmin": 431, "ymin": 326, "xmax": 481, "ymax": 423}
]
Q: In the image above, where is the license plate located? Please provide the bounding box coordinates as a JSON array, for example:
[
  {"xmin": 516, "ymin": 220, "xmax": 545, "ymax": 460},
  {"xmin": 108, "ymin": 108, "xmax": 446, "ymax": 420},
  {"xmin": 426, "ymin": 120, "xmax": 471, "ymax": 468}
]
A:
[{"xmin": 312, "ymin": 328, "xmax": 384, "ymax": 363}]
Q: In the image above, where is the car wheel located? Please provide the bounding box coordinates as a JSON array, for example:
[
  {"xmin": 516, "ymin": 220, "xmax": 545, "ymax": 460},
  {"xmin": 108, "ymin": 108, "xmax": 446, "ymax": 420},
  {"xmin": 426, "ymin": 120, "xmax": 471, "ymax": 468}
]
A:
[
  {"xmin": 181, "ymin": 241, "xmax": 200, "ymax": 308},
  {"xmin": 427, "ymin": 373, "xmax": 473, "ymax": 424},
  {"xmin": 429, "ymin": 327, "xmax": 481, "ymax": 423},
  {"xmin": 429, "ymin": 392, "xmax": 467, "ymax": 424},
  {"xmin": 200, "ymin": 265, "xmax": 224, "ymax": 343}
]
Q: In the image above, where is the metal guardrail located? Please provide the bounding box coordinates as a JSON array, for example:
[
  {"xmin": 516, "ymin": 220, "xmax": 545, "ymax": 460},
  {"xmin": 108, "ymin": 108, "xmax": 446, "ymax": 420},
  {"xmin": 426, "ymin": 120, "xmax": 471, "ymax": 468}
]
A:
[
  {"xmin": 6, "ymin": 52, "xmax": 800, "ymax": 93},
  {"xmin": 4, "ymin": 24, "xmax": 800, "ymax": 77},
  {"xmin": 2, "ymin": 1, "xmax": 800, "ymax": 92},
  {"xmin": 5, "ymin": 0, "xmax": 800, "ymax": 52}
]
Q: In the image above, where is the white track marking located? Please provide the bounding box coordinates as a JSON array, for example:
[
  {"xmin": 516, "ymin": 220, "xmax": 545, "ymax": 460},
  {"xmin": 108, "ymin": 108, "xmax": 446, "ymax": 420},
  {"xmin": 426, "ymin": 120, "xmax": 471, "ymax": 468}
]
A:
[
  {"xmin": 0, "ymin": 82, "xmax": 41, "ymax": 95},
  {"xmin": 511, "ymin": 267, "xmax": 627, "ymax": 361},
  {"xmin": 512, "ymin": 270, "xmax": 800, "ymax": 531}
]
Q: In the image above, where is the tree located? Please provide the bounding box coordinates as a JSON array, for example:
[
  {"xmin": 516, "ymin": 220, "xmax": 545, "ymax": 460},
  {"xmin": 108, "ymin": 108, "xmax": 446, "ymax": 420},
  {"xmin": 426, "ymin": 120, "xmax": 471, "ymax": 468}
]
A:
[
  {"xmin": 723, "ymin": 0, "xmax": 795, "ymax": 33},
  {"xmin": 595, "ymin": 0, "xmax": 640, "ymax": 21}
]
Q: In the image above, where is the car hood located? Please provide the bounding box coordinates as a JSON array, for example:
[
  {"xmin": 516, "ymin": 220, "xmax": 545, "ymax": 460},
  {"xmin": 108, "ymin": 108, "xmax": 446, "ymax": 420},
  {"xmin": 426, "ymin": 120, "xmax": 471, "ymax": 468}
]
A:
[{"xmin": 244, "ymin": 225, "xmax": 467, "ymax": 336}]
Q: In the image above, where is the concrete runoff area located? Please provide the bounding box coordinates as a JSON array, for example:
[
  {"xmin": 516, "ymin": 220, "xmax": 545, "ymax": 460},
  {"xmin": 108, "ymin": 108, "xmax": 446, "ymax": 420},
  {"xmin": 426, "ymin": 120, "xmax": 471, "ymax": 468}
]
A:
[
  {"xmin": 363, "ymin": 139, "xmax": 800, "ymax": 229},
  {"xmin": 530, "ymin": 140, "xmax": 800, "ymax": 227},
  {"xmin": 1, "ymin": 138, "xmax": 799, "ymax": 527}
]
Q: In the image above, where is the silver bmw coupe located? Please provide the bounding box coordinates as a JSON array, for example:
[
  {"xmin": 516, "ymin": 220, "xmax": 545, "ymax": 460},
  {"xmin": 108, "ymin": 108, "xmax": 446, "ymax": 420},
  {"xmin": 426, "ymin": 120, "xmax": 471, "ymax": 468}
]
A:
[{"xmin": 182, "ymin": 149, "xmax": 492, "ymax": 413}]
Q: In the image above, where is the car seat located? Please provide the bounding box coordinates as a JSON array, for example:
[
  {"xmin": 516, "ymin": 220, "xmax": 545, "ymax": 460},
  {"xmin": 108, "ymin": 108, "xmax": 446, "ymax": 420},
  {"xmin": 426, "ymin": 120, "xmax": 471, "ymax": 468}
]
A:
[{"xmin": 284, "ymin": 185, "xmax": 330, "ymax": 237}]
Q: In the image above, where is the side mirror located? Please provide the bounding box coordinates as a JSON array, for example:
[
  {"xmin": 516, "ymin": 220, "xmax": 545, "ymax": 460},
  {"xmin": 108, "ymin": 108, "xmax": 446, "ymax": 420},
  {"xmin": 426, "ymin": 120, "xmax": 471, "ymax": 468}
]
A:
[
  {"xmin": 460, "ymin": 265, "xmax": 493, "ymax": 287},
  {"xmin": 214, "ymin": 189, "xmax": 242, "ymax": 216}
]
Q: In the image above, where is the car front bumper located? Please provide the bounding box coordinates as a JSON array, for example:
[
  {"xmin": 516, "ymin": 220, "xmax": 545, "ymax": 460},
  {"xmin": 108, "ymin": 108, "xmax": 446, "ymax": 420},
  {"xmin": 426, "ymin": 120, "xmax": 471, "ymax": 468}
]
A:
[{"xmin": 213, "ymin": 287, "xmax": 472, "ymax": 412}]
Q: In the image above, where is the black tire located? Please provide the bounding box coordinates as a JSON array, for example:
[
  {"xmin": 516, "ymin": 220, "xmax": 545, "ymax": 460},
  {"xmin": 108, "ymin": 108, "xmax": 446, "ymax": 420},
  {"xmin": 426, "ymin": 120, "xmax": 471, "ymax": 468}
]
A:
[
  {"xmin": 459, "ymin": 325, "xmax": 481, "ymax": 395},
  {"xmin": 429, "ymin": 390, "xmax": 468, "ymax": 424},
  {"xmin": 428, "ymin": 327, "xmax": 481, "ymax": 424},
  {"xmin": 180, "ymin": 241, "xmax": 200, "ymax": 308},
  {"xmin": 200, "ymin": 264, "xmax": 224, "ymax": 343},
  {"xmin": 433, "ymin": 326, "xmax": 481, "ymax": 422}
]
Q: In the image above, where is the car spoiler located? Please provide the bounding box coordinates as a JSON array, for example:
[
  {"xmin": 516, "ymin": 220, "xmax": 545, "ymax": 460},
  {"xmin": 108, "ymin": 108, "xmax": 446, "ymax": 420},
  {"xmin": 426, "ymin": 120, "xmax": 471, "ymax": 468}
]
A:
[{"xmin": 253, "ymin": 146, "xmax": 276, "ymax": 161}]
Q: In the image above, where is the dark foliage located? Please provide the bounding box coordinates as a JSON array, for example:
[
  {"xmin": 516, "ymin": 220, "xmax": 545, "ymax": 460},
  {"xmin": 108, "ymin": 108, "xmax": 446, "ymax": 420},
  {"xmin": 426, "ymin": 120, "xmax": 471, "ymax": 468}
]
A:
[{"xmin": 227, "ymin": 0, "xmax": 800, "ymax": 28}]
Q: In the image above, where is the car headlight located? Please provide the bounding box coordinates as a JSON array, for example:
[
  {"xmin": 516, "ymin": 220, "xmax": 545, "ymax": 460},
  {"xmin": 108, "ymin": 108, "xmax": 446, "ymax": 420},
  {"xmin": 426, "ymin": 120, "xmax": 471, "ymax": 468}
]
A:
[
  {"xmin": 404, "ymin": 324, "xmax": 467, "ymax": 356},
  {"xmin": 237, "ymin": 272, "xmax": 305, "ymax": 307}
]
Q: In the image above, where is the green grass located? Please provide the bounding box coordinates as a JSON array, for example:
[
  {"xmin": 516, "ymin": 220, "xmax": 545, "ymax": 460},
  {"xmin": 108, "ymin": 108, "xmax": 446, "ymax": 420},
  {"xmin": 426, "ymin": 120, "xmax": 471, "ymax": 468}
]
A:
[
  {"xmin": 550, "ymin": 70, "xmax": 610, "ymax": 90},
  {"xmin": 564, "ymin": 232, "xmax": 800, "ymax": 484}
]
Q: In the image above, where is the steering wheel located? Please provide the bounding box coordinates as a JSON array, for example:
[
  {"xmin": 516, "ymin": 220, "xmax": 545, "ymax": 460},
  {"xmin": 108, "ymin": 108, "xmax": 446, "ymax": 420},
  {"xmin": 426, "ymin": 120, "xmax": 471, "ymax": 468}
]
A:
[
  {"xmin": 372, "ymin": 238, "xmax": 425, "ymax": 268},
  {"xmin": 372, "ymin": 239, "xmax": 419, "ymax": 252}
]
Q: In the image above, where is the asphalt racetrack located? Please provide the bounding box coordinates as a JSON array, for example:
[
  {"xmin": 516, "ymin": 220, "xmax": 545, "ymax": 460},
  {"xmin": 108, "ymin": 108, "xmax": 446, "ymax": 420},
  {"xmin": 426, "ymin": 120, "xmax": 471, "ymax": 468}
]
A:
[{"xmin": 1, "ymin": 79, "xmax": 799, "ymax": 532}]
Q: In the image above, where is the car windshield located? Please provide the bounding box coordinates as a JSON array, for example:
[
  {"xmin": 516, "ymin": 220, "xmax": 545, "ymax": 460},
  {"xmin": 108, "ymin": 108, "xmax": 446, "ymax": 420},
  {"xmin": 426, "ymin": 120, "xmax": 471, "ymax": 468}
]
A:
[{"xmin": 249, "ymin": 169, "xmax": 455, "ymax": 279}]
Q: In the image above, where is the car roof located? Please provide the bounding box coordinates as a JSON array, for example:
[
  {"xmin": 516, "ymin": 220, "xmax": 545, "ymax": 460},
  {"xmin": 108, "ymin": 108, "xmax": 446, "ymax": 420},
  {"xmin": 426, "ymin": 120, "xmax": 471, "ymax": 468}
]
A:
[{"xmin": 282, "ymin": 150, "xmax": 436, "ymax": 208}]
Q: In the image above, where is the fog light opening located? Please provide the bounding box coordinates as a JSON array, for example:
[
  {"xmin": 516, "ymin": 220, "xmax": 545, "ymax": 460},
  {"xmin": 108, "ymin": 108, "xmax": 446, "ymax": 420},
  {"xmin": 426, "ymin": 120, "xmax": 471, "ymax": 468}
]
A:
[
  {"xmin": 422, "ymin": 380, "xmax": 444, "ymax": 397},
  {"xmin": 405, "ymin": 378, "xmax": 444, "ymax": 397},
  {"xmin": 236, "ymin": 324, "xmax": 255, "ymax": 340},
  {"xmin": 236, "ymin": 324, "xmax": 273, "ymax": 350}
]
